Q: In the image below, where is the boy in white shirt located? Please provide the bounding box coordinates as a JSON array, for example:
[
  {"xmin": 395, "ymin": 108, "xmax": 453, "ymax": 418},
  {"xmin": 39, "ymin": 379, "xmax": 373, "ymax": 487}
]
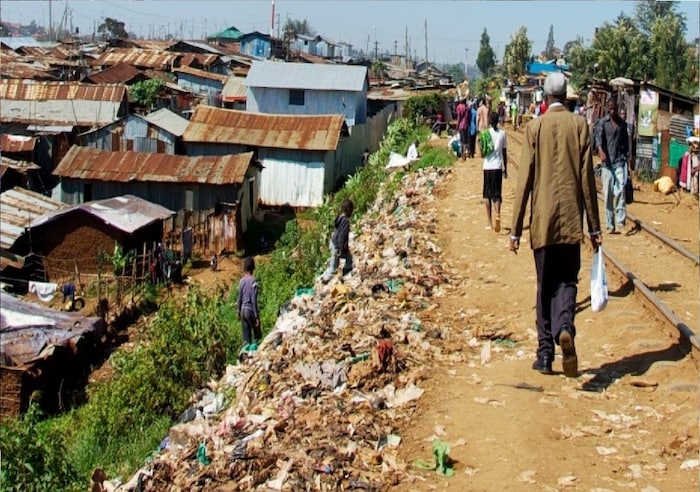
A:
[{"xmin": 482, "ymin": 112, "xmax": 508, "ymax": 231}]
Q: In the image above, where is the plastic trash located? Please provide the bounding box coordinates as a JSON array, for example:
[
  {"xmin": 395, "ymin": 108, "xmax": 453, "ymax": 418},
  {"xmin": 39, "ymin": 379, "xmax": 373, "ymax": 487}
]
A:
[{"xmin": 196, "ymin": 443, "xmax": 211, "ymax": 465}]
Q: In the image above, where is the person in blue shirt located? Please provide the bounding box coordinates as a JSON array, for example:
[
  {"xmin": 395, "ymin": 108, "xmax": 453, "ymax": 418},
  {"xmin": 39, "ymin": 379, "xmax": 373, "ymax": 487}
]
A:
[{"xmin": 468, "ymin": 102, "xmax": 478, "ymax": 158}]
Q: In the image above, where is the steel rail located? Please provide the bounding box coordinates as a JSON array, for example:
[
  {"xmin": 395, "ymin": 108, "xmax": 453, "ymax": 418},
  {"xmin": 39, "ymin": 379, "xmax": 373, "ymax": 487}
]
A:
[{"xmin": 584, "ymin": 232, "xmax": 700, "ymax": 351}]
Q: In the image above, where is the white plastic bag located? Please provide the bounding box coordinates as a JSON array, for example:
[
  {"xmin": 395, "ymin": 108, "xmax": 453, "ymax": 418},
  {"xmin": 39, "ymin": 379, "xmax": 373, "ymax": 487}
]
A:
[{"xmin": 590, "ymin": 247, "xmax": 608, "ymax": 312}]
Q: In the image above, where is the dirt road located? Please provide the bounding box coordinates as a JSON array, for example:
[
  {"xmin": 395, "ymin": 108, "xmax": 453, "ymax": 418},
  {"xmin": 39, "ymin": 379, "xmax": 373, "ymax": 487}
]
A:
[{"xmin": 395, "ymin": 132, "xmax": 699, "ymax": 491}]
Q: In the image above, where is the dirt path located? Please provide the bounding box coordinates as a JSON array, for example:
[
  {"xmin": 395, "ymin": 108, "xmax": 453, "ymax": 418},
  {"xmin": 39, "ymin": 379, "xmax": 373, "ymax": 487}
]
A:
[{"xmin": 395, "ymin": 134, "xmax": 699, "ymax": 491}]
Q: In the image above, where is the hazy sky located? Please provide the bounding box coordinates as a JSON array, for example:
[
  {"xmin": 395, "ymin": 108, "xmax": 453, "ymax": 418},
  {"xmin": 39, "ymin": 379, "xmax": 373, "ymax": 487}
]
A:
[{"xmin": 1, "ymin": 0, "xmax": 698, "ymax": 64}]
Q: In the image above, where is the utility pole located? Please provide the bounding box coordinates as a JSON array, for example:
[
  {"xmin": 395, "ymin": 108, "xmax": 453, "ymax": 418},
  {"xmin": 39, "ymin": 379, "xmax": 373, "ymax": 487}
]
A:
[
  {"xmin": 404, "ymin": 25, "xmax": 409, "ymax": 68},
  {"xmin": 394, "ymin": 40, "xmax": 398, "ymax": 58},
  {"xmin": 48, "ymin": 0, "xmax": 53, "ymax": 41},
  {"xmin": 276, "ymin": 13, "xmax": 280, "ymax": 39},
  {"xmin": 424, "ymin": 19, "xmax": 428, "ymax": 74},
  {"xmin": 465, "ymin": 48, "xmax": 469, "ymax": 81},
  {"xmin": 374, "ymin": 40, "xmax": 378, "ymax": 61}
]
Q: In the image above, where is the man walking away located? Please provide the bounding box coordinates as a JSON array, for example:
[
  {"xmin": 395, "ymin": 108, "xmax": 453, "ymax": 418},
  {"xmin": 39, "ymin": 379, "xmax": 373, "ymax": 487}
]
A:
[
  {"xmin": 596, "ymin": 98, "xmax": 631, "ymax": 234},
  {"xmin": 456, "ymin": 98, "xmax": 469, "ymax": 161},
  {"xmin": 477, "ymin": 98, "xmax": 489, "ymax": 133},
  {"xmin": 509, "ymin": 72, "xmax": 602, "ymax": 377}
]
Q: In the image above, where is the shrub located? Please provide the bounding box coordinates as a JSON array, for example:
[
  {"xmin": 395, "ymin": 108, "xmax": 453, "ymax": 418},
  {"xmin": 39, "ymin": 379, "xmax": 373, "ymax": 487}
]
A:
[{"xmin": 0, "ymin": 404, "xmax": 81, "ymax": 492}]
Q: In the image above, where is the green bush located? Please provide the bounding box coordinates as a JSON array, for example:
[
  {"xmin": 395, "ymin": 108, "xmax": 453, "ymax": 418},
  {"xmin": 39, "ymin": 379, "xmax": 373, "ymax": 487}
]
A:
[
  {"xmin": 0, "ymin": 404, "xmax": 81, "ymax": 492},
  {"xmin": 403, "ymin": 92, "xmax": 446, "ymax": 124}
]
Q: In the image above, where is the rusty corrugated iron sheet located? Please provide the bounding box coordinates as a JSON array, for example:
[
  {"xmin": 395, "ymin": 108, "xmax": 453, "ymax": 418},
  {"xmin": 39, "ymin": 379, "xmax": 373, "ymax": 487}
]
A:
[
  {"xmin": 1, "ymin": 134, "xmax": 37, "ymax": 153},
  {"xmin": 0, "ymin": 79, "xmax": 126, "ymax": 102},
  {"xmin": 1, "ymin": 156, "xmax": 40, "ymax": 171},
  {"xmin": 94, "ymin": 48, "xmax": 179, "ymax": 70},
  {"xmin": 0, "ymin": 63, "xmax": 58, "ymax": 81},
  {"xmin": 127, "ymin": 39, "xmax": 177, "ymax": 51},
  {"xmin": 173, "ymin": 66, "xmax": 228, "ymax": 83},
  {"xmin": 179, "ymin": 53, "xmax": 221, "ymax": 68},
  {"xmin": 54, "ymin": 145, "xmax": 253, "ymax": 185},
  {"xmin": 183, "ymin": 106, "xmax": 346, "ymax": 151},
  {"xmin": 84, "ymin": 63, "xmax": 144, "ymax": 85},
  {"xmin": 0, "ymin": 187, "xmax": 66, "ymax": 249}
]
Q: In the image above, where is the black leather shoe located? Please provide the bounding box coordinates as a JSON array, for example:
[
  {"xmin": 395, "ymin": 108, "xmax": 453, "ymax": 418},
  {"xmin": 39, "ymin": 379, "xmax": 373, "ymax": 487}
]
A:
[
  {"xmin": 531, "ymin": 355, "xmax": 553, "ymax": 375},
  {"xmin": 559, "ymin": 326, "xmax": 578, "ymax": 378}
]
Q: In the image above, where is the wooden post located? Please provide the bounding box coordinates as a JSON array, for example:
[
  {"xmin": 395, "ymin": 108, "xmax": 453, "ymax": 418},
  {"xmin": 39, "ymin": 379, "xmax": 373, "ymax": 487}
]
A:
[{"xmin": 96, "ymin": 252, "xmax": 102, "ymax": 318}]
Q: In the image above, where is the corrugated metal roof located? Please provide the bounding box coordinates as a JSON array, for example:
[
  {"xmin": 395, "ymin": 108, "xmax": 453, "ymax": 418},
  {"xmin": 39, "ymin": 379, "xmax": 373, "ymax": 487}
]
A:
[
  {"xmin": 182, "ymin": 106, "xmax": 346, "ymax": 151},
  {"xmin": 173, "ymin": 41, "xmax": 224, "ymax": 55},
  {"xmin": 246, "ymin": 60, "xmax": 367, "ymax": 92},
  {"xmin": 0, "ymin": 187, "xmax": 66, "ymax": 249},
  {"xmin": 143, "ymin": 108, "xmax": 189, "ymax": 137},
  {"xmin": 29, "ymin": 194, "xmax": 174, "ymax": 235},
  {"xmin": 0, "ymin": 79, "xmax": 126, "ymax": 102},
  {"xmin": 0, "ymin": 62, "xmax": 58, "ymax": 80},
  {"xmin": 0, "ymin": 37, "xmax": 58, "ymax": 51},
  {"xmin": 84, "ymin": 63, "xmax": 144, "ymax": 84},
  {"xmin": 1, "ymin": 156, "xmax": 40, "ymax": 171},
  {"xmin": 54, "ymin": 146, "xmax": 253, "ymax": 185},
  {"xmin": 94, "ymin": 48, "xmax": 179, "ymax": 70},
  {"xmin": 178, "ymin": 53, "xmax": 221, "ymax": 68},
  {"xmin": 0, "ymin": 134, "xmax": 37, "ymax": 153},
  {"xmin": 0, "ymin": 291, "xmax": 104, "ymax": 367},
  {"xmin": 221, "ymin": 76, "xmax": 247, "ymax": 102},
  {"xmin": 3, "ymin": 99, "xmax": 122, "ymax": 127},
  {"xmin": 173, "ymin": 66, "xmax": 228, "ymax": 83},
  {"xmin": 126, "ymin": 39, "xmax": 177, "ymax": 51}
]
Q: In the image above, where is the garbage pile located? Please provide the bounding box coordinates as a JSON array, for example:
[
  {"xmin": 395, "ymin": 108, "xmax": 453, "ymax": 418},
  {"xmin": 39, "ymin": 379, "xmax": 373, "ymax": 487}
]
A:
[{"xmin": 130, "ymin": 168, "xmax": 466, "ymax": 491}]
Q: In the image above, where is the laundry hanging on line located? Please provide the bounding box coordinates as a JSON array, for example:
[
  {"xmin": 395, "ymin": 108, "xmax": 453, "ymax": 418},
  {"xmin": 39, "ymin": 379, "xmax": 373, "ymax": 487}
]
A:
[{"xmin": 28, "ymin": 281, "xmax": 58, "ymax": 302}]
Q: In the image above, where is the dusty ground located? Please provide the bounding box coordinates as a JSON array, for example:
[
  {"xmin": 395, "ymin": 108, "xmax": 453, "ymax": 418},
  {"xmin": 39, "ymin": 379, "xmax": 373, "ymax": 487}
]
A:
[{"xmin": 394, "ymin": 132, "xmax": 699, "ymax": 491}]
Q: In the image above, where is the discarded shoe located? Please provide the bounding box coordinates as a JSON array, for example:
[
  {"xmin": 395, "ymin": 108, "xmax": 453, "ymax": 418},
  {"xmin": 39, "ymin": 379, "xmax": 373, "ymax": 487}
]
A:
[{"xmin": 559, "ymin": 326, "xmax": 578, "ymax": 377}]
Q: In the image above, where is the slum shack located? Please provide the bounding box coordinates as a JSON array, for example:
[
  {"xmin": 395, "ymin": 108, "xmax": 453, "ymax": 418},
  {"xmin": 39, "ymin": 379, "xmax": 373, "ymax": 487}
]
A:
[{"xmin": 0, "ymin": 291, "xmax": 105, "ymax": 421}]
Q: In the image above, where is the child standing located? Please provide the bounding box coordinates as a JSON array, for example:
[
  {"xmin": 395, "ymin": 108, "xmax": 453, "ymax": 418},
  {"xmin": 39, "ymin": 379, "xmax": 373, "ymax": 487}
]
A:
[
  {"xmin": 322, "ymin": 199, "xmax": 354, "ymax": 282},
  {"xmin": 237, "ymin": 256, "xmax": 261, "ymax": 349}
]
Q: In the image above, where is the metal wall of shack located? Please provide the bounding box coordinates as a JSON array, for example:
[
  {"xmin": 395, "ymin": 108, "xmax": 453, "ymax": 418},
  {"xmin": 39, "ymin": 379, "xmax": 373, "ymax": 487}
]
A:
[
  {"xmin": 81, "ymin": 116, "xmax": 178, "ymax": 154},
  {"xmin": 257, "ymin": 148, "xmax": 331, "ymax": 207},
  {"xmin": 246, "ymin": 87, "xmax": 367, "ymax": 127},
  {"xmin": 55, "ymin": 180, "xmax": 244, "ymax": 213},
  {"xmin": 240, "ymin": 37, "xmax": 271, "ymax": 59},
  {"xmin": 175, "ymin": 72, "xmax": 225, "ymax": 97}
]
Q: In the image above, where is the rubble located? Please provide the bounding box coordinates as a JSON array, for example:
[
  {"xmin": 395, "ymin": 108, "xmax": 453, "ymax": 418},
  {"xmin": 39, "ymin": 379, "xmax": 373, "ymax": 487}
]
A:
[{"xmin": 125, "ymin": 168, "xmax": 466, "ymax": 490}]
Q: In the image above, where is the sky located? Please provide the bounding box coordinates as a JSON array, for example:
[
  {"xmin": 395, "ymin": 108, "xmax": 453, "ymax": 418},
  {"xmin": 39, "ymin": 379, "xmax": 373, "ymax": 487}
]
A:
[{"xmin": 1, "ymin": 0, "xmax": 698, "ymax": 65}]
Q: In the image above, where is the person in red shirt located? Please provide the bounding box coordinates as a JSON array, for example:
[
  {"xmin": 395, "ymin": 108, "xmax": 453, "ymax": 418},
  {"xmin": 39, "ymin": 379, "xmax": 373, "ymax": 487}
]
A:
[{"xmin": 540, "ymin": 99, "xmax": 548, "ymax": 115}]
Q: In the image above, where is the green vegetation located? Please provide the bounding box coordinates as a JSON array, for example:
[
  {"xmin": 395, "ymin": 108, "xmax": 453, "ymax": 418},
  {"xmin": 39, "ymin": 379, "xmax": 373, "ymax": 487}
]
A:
[
  {"xmin": 0, "ymin": 110, "xmax": 453, "ymax": 490},
  {"xmin": 129, "ymin": 79, "xmax": 164, "ymax": 110},
  {"xmin": 403, "ymin": 92, "xmax": 447, "ymax": 125}
]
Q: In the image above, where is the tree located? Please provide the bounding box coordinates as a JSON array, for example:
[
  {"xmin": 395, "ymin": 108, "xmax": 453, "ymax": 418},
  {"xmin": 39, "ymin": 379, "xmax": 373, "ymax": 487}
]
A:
[
  {"xmin": 589, "ymin": 14, "xmax": 652, "ymax": 81},
  {"xmin": 635, "ymin": 0, "xmax": 684, "ymax": 35},
  {"xmin": 476, "ymin": 29, "xmax": 496, "ymax": 77},
  {"xmin": 129, "ymin": 79, "xmax": 164, "ymax": 110},
  {"xmin": 545, "ymin": 25, "xmax": 556, "ymax": 59},
  {"xmin": 283, "ymin": 18, "xmax": 315, "ymax": 38},
  {"xmin": 371, "ymin": 58, "xmax": 386, "ymax": 81},
  {"xmin": 502, "ymin": 26, "xmax": 532, "ymax": 80},
  {"xmin": 651, "ymin": 15, "xmax": 693, "ymax": 92},
  {"xmin": 98, "ymin": 17, "xmax": 128, "ymax": 40}
]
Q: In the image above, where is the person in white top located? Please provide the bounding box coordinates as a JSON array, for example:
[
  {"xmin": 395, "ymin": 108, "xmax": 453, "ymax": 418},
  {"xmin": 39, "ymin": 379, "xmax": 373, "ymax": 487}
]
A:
[
  {"xmin": 407, "ymin": 140, "xmax": 420, "ymax": 161},
  {"xmin": 482, "ymin": 112, "xmax": 508, "ymax": 231}
]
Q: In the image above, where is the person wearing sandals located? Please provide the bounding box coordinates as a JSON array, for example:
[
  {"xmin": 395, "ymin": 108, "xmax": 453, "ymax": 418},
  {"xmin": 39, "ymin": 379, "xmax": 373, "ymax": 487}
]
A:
[{"xmin": 482, "ymin": 112, "xmax": 508, "ymax": 231}]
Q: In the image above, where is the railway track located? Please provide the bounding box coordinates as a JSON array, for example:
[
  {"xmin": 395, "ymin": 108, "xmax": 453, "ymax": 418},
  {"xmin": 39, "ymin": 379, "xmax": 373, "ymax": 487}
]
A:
[{"xmin": 504, "ymin": 127, "xmax": 700, "ymax": 352}]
